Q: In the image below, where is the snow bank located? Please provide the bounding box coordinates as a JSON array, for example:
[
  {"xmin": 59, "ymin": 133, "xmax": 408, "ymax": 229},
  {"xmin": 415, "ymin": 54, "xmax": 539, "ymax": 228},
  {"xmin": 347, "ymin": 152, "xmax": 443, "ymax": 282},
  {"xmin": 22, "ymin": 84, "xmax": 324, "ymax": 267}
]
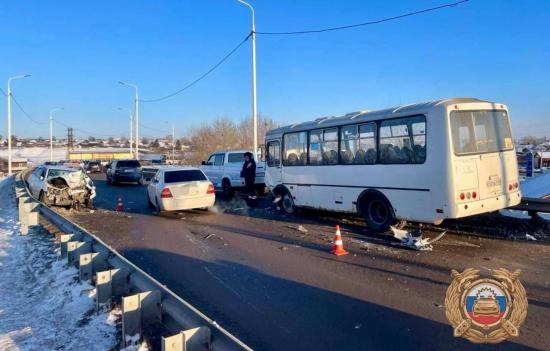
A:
[
  {"xmin": 520, "ymin": 171, "xmax": 550, "ymax": 198},
  {"xmin": 0, "ymin": 177, "xmax": 118, "ymax": 350},
  {"xmin": 0, "ymin": 147, "xmax": 67, "ymax": 165}
]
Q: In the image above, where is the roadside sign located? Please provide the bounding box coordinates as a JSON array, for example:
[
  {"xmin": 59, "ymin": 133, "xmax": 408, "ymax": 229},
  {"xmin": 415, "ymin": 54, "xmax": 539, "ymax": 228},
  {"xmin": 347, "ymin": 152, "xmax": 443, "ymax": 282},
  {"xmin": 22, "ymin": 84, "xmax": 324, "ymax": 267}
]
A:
[{"xmin": 526, "ymin": 152, "xmax": 533, "ymax": 177}]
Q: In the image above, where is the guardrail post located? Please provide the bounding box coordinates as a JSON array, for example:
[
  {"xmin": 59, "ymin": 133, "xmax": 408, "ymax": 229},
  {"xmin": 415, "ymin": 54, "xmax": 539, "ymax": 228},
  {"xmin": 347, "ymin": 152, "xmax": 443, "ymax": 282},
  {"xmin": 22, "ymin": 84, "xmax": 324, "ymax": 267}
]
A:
[
  {"xmin": 122, "ymin": 291, "xmax": 162, "ymax": 347},
  {"xmin": 79, "ymin": 252, "xmax": 100, "ymax": 282},
  {"xmin": 161, "ymin": 327, "xmax": 212, "ymax": 351},
  {"xmin": 67, "ymin": 241, "xmax": 92, "ymax": 267},
  {"xmin": 96, "ymin": 268, "xmax": 129, "ymax": 310},
  {"xmin": 60, "ymin": 234, "xmax": 74, "ymax": 258}
]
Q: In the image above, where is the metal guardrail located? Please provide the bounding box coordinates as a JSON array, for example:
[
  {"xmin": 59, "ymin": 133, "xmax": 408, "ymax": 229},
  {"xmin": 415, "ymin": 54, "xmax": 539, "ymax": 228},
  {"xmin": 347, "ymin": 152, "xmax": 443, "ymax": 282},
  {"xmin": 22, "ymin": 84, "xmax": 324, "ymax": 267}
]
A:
[
  {"xmin": 15, "ymin": 170, "xmax": 253, "ymax": 351},
  {"xmin": 510, "ymin": 197, "xmax": 550, "ymax": 214}
]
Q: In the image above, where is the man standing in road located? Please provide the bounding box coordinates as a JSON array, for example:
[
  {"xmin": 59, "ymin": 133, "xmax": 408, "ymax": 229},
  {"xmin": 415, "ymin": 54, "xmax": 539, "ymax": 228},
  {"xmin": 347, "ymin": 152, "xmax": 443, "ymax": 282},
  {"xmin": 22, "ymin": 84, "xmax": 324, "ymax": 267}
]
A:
[{"xmin": 241, "ymin": 152, "xmax": 257, "ymax": 200}]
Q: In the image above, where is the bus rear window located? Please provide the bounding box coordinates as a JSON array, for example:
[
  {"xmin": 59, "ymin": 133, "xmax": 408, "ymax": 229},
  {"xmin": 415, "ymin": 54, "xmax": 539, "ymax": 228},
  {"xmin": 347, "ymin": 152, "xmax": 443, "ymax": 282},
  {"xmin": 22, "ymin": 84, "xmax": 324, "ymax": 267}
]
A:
[
  {"xmin": 451, "ymin": 110, "xmax": 513, "ymax": 155},
  {"xmin": 164, "ymin": 170, "xmax": 207, "ymax": 183}
]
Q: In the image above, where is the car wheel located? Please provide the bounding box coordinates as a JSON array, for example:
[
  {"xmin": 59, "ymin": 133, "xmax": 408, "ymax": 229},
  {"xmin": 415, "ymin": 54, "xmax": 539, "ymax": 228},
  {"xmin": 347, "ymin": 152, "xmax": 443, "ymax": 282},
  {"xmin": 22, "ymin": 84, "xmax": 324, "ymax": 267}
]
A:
[
  {"xmin": 362, "ymin": 194, "xmax": 395, "ymax": 233},
  {"xmin": 222, "ymin": 179, "xmax": 233, "ymax": 199},
  {"xmin": 281, "ymin": 191, "xmax": 296, "ymax": 214}
]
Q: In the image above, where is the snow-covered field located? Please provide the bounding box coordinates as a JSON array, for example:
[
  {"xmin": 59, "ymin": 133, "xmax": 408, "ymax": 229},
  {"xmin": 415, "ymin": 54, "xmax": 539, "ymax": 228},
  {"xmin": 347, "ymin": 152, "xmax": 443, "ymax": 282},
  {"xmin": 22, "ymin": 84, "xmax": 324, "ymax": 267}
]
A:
[
  {"xmin": 0, "ymin": 147, "xmax": 67, "ymax": 165},
  {"xmin": 0, "ymin": 177, "xmax": 118, "ymax": 350},
  {"xmin": 520, "ymin": 170, "xmax": 550, "ymax": 198}
]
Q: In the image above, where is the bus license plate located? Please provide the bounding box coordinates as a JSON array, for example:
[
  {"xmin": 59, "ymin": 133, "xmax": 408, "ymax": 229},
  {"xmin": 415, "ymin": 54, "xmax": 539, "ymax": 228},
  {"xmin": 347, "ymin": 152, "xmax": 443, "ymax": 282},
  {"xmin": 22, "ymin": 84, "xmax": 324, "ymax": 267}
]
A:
[{"xmin": 486, "ymin": 175, "xmax": 502, "ymax": 188}]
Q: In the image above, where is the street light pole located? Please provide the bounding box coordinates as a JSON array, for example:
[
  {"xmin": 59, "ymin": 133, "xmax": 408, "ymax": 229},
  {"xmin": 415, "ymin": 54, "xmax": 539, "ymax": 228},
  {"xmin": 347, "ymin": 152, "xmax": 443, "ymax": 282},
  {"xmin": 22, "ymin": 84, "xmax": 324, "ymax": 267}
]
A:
[
  {"xmin": 49, "ymin": 107, "xmax": 63, "ymax": 162},
  {"xmin": 237, "ymin": 0, "xmax": 258, "ymax": 158},
  {"xmin": 6, "ymin": 74, "xmax": 31, "ymax": 175},
  {"xmin": 119, "ymin": 81, "xmax": 139, "ymax": 160},
  {"xmin": 118, "ymin": 107, "xmax": 134, "ymax": 158}
]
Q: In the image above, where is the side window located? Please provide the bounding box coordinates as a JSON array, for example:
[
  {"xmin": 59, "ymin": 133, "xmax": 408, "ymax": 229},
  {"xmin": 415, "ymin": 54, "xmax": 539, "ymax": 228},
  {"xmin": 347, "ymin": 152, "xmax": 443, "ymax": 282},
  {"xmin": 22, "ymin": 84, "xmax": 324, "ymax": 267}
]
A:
[
  {"xmin": 359, "ymin": 123, "xmax": 377, "ymax": 164},
  {"xmin": 282, "ymin": 132, "xmax": 307, "ymax": 166},
  {"xmin": 267, "ymin": 141, "xmax": 281, "ymax": 167},
  {"xmin": 308, "ymin": 129, "xmax": 323, "ymax": 165},
  {"xmin": 214, "ymin": 154, "xmax": 224, "ymax": 166},
  {"xmin": 228, "ymin": 153, "xmax": 245, "ymax": 163},
  {"xmin": 322, "ymin": 128, "xmax": 338, "ymax": 165},
  {"xmin": 340, "ymin": 125, "xmax": 357, "ymax": 164},
  {"xmin": 340, "ymin": 123, "xmax": 377, "ymax": 164},
  {"xmin": 206, "ymin": 155, "xmax": 216, "ymax": 165},
  {"xmin": 379, "ymin": 116, "xmax": 426, "ymax": 164}
]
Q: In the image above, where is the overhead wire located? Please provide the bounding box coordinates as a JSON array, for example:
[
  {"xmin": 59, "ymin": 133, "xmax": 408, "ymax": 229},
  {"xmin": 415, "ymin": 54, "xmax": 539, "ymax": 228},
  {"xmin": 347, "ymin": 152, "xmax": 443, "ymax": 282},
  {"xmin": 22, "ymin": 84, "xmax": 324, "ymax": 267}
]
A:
[
  {"xmin": 255, "ymin": 0, "xmax": 470, "ymax": 35},
  {"xmin": 0, "ymin": 88, "xmax": 47, "ymax": 125},
  {"xmin": 139, "ymin": 33, "xmax": 251, "ymax": 103}
]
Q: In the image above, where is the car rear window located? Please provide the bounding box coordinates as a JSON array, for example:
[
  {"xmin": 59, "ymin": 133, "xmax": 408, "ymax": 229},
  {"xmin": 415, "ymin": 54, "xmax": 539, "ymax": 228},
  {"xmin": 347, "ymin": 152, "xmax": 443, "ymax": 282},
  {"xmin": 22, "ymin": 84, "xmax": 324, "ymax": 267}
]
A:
[
  {"xmin": 164, "ymin": 170, "xmax": 207, "ymax": 183},
  {"xmin": 117, "ymin": 160, "xmax": 141, "ymax": 168}
]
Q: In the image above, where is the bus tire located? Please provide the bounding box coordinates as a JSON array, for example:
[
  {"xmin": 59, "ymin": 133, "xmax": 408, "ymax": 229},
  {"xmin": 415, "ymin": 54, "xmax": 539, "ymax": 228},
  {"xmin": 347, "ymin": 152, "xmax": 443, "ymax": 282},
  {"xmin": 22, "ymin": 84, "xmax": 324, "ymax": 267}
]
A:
[
  {"xmin": 281, "ymin": 190, "xmax": 296, "ymax": 214},
  {"xmin": 222, "ymin": 179, "xmax": 233, "ymax": 199},
  {"xmin": 361, "ymin": 193, "xmax": 395, "ymax": 233}
]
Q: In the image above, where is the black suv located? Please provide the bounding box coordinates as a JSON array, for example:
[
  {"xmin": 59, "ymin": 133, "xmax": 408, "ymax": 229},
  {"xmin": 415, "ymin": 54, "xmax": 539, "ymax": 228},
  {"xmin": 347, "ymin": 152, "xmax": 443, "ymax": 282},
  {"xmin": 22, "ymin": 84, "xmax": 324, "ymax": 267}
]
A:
[{"xmin": 106, "ymin": 160, "xmax": 142, "ymax": 184}]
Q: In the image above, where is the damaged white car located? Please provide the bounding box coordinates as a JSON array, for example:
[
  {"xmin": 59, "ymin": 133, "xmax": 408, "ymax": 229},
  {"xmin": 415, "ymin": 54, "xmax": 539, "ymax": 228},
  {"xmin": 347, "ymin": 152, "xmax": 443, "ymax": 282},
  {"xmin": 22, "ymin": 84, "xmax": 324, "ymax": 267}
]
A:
[{"xmin": 27, "ymin": 165, "xmax": 96, "ymax": 208}]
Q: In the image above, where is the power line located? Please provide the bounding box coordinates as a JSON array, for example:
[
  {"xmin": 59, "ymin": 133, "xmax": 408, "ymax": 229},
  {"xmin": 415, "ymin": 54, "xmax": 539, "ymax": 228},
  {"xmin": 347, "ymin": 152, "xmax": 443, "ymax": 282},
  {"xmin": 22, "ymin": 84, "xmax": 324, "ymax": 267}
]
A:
[
  {"xmin": 140, "ymin": 33, "xmax": 251, "ymax": 103},
  {"xmin": 0, "ymin": 88, "xmax": 48, "ymax": 125},
  {"xmin": 255, "ymin": 0, "xmax": 470, "ymax": 35}
]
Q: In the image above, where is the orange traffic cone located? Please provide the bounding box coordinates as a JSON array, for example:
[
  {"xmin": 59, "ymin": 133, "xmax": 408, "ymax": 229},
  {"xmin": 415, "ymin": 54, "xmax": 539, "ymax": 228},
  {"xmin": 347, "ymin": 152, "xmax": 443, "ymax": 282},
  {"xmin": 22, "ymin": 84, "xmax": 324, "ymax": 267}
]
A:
[
  {"xmin": 331, "ymin": 225, "xmax": 349, "ymax": 256},
  {"xmin": 116, "ymin": 195, "xmax": 124, "ymax": 212}
]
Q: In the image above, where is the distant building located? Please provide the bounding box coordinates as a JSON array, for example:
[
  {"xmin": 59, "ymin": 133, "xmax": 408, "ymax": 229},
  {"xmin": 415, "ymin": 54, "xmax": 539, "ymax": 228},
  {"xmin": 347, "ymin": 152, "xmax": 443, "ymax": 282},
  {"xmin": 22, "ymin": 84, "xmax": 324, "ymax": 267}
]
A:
[
  {"xmin": 68, "ymin": 148, "xmax": 134, "ymax": 162},
  {"xmin": 0, "ymin": 157, "xmax": 28, "ymax": 174}
]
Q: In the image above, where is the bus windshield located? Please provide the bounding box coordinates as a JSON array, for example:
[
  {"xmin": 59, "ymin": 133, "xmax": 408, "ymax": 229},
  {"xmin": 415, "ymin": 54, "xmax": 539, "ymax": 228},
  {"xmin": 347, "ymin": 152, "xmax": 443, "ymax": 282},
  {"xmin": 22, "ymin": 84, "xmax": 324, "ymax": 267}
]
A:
[{"xmin": 450, "ymin": 110, "xmax": 513, "ymax": 155}]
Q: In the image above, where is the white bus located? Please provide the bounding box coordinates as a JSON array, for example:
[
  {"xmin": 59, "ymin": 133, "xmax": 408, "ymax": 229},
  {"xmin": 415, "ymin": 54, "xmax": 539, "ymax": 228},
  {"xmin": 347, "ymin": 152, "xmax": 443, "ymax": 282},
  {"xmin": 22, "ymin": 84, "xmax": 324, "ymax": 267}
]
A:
[{"xmin": 264, "ymin": 98, "xmax": 521, "ymax": 232}]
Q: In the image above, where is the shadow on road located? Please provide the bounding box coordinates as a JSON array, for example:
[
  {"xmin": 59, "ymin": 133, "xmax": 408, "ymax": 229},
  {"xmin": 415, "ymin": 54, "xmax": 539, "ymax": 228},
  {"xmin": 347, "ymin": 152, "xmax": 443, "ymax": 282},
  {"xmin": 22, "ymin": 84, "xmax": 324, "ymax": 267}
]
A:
[{"xmin": 120, "ymin": 247, "xmax": 537, "ymax": 351}]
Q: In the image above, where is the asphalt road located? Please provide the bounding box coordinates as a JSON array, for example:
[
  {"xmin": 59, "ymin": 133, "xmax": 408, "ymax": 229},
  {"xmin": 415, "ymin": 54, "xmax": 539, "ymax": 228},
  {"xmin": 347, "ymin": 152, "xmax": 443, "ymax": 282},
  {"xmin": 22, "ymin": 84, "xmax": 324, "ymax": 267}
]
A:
[{"xmin": 60, "ymin": 173, "xmax": 550, "ymax": 351}]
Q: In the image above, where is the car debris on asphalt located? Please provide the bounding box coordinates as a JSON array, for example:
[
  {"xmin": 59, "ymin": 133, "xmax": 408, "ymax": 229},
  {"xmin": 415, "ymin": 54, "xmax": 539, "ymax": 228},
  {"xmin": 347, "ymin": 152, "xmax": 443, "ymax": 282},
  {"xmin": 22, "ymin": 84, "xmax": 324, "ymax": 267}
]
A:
[{"xmin": 390, "ymin": 226, "xmax": 447, "ymax": 251}]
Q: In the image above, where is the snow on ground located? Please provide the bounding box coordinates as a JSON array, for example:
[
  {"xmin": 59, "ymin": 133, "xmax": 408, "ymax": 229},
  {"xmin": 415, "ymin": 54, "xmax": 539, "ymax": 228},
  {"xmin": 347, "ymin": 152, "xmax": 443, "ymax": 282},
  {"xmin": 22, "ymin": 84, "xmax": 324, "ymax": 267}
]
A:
[
  {"xmin": 0, "ymin": 177, "xmax": 118, "ymax": 351},
  {"xmin": 0, "ymin": 147, "xmax": 67, "ymax": 165},
  {"xmin": 520, "ymin": 170, "xmax": 550, "ymax": 198}
]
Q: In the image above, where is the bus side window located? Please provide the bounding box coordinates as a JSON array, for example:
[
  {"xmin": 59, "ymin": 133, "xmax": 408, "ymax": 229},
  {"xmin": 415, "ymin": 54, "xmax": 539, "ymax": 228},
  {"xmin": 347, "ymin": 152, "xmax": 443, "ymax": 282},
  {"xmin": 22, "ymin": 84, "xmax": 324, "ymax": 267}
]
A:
[
  {"xmin": 267, "ymin": 141, "xmax": 280, "ymax": 167},
  {"xmin": 283, "ymin": 132, "xmax": 307, "ymax": 166},
  {"xmin": 379, "ymin": 116, "xmax": 426, "ymax": 164}
]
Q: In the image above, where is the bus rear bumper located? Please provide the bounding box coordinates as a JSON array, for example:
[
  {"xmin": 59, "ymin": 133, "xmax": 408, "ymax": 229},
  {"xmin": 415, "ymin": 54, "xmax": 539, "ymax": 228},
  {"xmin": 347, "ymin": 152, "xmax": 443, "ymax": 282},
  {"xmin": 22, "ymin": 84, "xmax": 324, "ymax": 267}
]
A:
[{"xmin": 452, "ymin": 191, "xmax": 522, "ymax": 218}]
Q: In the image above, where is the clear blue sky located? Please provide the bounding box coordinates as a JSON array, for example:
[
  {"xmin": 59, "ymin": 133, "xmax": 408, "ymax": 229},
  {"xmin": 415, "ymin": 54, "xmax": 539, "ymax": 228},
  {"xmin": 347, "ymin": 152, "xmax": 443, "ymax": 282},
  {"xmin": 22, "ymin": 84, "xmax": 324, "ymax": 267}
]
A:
[{"xmin": 0, "ymin": 0, "xmax": 549, "ymax": 139}]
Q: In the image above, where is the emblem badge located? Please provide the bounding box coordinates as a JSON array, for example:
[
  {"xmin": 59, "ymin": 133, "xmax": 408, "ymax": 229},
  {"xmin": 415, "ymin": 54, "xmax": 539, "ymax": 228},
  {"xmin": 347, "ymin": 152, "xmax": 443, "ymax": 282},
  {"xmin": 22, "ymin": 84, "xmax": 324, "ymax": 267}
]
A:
[{"xmin": 445, "ymin": 268, "xmax": 528, "ymax": 344}]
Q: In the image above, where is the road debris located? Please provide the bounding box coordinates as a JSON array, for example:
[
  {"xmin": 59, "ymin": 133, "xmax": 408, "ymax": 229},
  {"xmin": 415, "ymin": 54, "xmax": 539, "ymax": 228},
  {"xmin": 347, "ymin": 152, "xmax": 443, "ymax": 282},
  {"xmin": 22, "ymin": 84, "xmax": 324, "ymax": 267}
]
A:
[
  {"xmin": 525, "ymin": 234, "xmax": 537, "ymax": 241},
  {"xmin": 204, "ymin": 233, "xmax": 215, "ymax": 240},
  {"xmin": 390, "ymin": 226, "xmax": 446, "ymax": 251}
]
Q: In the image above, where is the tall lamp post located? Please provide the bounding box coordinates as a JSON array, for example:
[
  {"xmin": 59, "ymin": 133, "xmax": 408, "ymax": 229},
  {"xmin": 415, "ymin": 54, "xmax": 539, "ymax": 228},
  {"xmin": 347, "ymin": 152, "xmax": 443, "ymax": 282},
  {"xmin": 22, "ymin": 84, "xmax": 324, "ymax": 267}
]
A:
[
  {"xmin": 119, "ymin": 81, "xmax": 139, "ymax": 160},
  {"xmin": 118, "ymin": 107, "xmax": 134, "ymax": 158},
  {"xmin": 6, "ymin": 74, "xmax": 31, "ymax": 175},
  {"xmin": 237, "ymin": 0, "xmax": 258, "ymax": 158},
  {"xmin": 49, "ymin": 107, "xmax": 64, "ymax": 162}
]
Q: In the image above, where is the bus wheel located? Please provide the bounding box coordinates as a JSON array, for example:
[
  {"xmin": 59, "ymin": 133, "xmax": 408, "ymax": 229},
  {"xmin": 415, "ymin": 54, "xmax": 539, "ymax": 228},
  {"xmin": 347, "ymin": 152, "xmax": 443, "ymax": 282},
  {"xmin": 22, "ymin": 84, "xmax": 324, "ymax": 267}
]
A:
[
  {"xmin": 362, "ymin": 195, "xmax": 395, "ymax": 233},
  {"xmin": 281, "ymin": 191, "xmax": 296, "ymax": 214}
]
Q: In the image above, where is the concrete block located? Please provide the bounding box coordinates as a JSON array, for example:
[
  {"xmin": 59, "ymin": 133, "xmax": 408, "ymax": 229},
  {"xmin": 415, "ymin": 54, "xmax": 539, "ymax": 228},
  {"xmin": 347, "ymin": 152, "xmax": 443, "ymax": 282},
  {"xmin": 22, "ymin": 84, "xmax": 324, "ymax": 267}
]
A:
[
  {"xmin": 67, "ymin": 241, "xmax": 92, "ymax": 267},
  {"xmin": 122, "ymin": 291, "xmax": 162, "ymax": 346},
  {"xmin": 162, "ymin": 327, "xmax": 212, "ymax": 351},
  {"xmin": 20, "ymin": 224, "xmax": 29, "ymax": 236}
]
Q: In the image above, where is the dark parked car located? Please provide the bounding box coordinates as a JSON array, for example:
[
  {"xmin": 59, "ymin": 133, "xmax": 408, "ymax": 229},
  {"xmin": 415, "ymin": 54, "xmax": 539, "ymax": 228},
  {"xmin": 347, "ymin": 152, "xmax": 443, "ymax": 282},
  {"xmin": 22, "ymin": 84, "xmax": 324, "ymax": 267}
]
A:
[
  {"xmin": 86, "ymin": 161, "xmax": 102, "ymax": 173},
  {"xmin": 105, "ymin": 160, "xmax": 142, "ymax": 184}
]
